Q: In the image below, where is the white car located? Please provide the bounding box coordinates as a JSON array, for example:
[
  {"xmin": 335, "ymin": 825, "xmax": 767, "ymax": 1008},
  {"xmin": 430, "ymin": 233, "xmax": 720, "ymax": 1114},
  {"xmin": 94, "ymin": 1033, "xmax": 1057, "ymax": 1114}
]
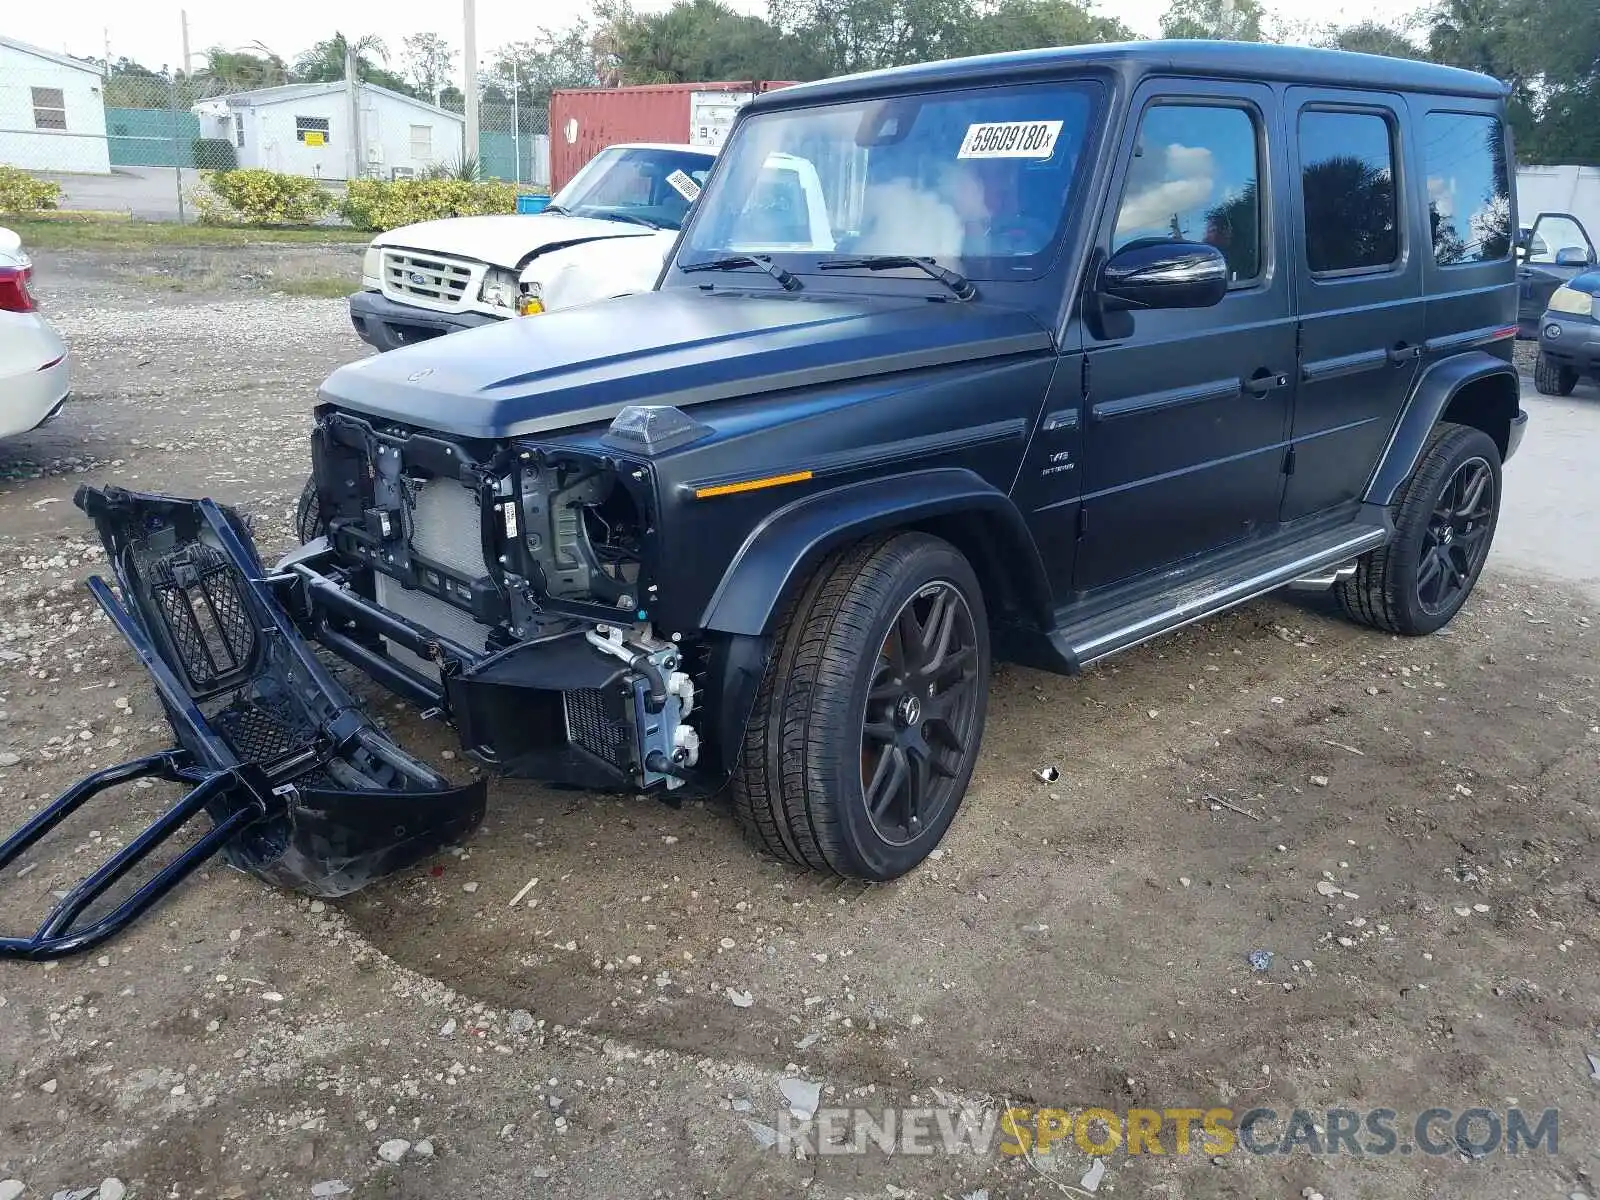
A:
[
  {"xmin": 0, "ymin": 226, "xmax": 69, "ymax": 440},
  {"xmin": 348, "ymin": 143, "xmax": 717, "ymax": 352}
]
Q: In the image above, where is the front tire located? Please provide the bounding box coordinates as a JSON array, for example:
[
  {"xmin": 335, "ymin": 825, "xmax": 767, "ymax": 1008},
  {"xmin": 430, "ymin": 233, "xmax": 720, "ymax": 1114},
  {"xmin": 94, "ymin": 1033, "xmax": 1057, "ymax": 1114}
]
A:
[
  {"xmin": 1337, "ymin": 422, "xmax": 1500, "ymax": 636},
  {"xmin": 1533, "ymin": 352, "xmax": 1578, "ymax": 396},
  {"xmin": 295, "ymin": 475, "xmax": 324, "ymax": 544},
  {"xmin": 732, "ymin": 532, "xmax": 991, "ymax": 881}
]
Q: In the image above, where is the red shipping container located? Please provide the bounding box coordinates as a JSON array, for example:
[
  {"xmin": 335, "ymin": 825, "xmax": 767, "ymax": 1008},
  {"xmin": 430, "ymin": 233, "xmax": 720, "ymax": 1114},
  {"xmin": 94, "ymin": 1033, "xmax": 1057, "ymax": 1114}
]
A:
[{"xmin": 549, "ymin": 80, "xmax": 795, "ymax": 193}]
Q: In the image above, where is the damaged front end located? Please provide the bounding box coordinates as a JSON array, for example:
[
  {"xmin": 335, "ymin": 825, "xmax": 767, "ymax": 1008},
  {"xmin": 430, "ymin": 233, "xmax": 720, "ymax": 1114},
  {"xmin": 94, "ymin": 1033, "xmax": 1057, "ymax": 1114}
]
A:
[{"xmin": 0, "ymin": 488, "xmax": 486, "ymax": 961}]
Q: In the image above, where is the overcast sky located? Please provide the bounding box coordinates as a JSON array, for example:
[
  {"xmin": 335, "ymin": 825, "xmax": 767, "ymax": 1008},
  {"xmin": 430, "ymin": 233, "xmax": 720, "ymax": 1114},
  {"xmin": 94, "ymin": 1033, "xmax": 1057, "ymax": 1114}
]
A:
[{"xmin": 7, "ymin": 0, "xmax": 1427, "ymax": 76}]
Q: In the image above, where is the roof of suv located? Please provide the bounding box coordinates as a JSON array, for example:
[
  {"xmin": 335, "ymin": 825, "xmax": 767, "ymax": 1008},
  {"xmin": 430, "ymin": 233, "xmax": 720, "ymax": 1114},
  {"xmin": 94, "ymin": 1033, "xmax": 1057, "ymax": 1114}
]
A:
[{"xmin": 753, "ymin": 39, "xmax": 1507, "ymax": 109}]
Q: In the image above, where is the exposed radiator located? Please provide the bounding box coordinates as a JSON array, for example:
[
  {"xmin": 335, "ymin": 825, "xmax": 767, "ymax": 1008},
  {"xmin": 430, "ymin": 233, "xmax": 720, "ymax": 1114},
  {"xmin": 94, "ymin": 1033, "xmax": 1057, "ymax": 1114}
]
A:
[{"xmin": 375, "ymin": 479, "xmax": 493, "ymax": 680}]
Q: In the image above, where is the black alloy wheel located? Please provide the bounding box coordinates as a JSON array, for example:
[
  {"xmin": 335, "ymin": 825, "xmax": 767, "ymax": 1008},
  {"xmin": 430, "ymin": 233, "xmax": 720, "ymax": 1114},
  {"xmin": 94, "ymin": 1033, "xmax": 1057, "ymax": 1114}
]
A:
[
  {"xmin": 860, "ymin": 582, "xmax": 983, "ymax": 847},
  {"xmin": 1416, "ymin": 456, "xmax": 1495, "ymax": 617}
]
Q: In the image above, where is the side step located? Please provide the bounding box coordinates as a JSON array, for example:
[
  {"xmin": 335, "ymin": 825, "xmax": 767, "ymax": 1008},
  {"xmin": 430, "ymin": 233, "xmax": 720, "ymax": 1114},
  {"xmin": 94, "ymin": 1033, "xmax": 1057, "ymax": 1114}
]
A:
[
  {"xmin": 1053, "ymin": 521, "xmax": 1388, "ymax": 670},
  {"xmin": 0, "ymin": 487, "xmax": 487, "ymax": 961}
]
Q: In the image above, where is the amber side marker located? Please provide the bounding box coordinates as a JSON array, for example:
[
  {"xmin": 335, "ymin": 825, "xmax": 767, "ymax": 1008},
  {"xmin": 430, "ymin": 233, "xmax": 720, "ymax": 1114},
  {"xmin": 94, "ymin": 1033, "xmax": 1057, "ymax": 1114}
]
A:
[{"xmin": 693, "ymin": 470, "xmax": 813, "ymax": 499}]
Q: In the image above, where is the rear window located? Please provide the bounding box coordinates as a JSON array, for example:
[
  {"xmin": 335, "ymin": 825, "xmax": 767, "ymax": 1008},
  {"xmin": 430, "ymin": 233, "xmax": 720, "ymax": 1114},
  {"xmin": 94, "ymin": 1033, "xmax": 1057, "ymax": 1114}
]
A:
[
  {"xmin": 1299, "ymin": 109, "xmax": 1399, "ymax": 275},
  {"xmin": 1423, "ymin": 112, "xmax": 1512, "ymax": 265}
]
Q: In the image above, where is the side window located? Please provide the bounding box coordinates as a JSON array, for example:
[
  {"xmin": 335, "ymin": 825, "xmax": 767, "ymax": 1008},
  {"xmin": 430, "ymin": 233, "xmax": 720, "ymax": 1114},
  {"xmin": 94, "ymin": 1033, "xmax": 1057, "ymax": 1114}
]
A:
[
  {"xmin": 1423, "ymin": 113, "xmax": 1511, "ymax": 265},
  {"xmin": 1299, "ymin": 109, "xmax": 1399, "ymax": 274},
  {"xmin": 1113, "ymin": 103, "xmax": 1262, "ymax": 284}
]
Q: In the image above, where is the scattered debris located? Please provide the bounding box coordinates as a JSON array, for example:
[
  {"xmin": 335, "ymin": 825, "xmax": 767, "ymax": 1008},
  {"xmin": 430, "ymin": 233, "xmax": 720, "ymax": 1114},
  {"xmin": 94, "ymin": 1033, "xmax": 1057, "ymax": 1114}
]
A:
[
  {"xmin": 1316, "ymin": 881, "xmax": 1343, "ymax": 898},
  {"xmin": 1586, "ymin": 1051, "xmax": 1599, "ymax": 1081},
  {"xmin": 726, "ymin": 987, "xmax": 754, "ymax": 1008},
  {"xmin": 745, "ymin": 1120, "xmax": 779, "ymax": 1149},
  {"xmin": 40, "ymin": 1078, "xmax": 57, "ymax": 1094},
  {"xmin": 310, "ymin": 1182, "xmax": 350, "ymax": 1198},
  {"xmin": 507, "ymin": 875, "xmax": 540, "ymax": 908},
  {"xmin": 97, "ymin": 1181, "xmax": 126, "ymax": 1200},
  {"xmin": 1080, "ymin": 1157, "xmax": 1107, "ymax": 1193},
  {"xmin": 462, "ymin": 882, "xmax": 479, "ymax": 894},
  {"xmin": 508, "ymin": 1009, "xmax": 536, "ymax": 1034},
  {"xmin": 1310, "ymin": 775, "xmax": 1330, "ymax": 787},
  {"xmin": 1248, "ymin": 950, "xmax": 1274, "ymax": 972},
  {"xmin": 1323, "ymin": 739, "xmax": 1365, "ymax": 755},
  {"xmin": 778, "ymin": 1076, "xmax": 822, "ymax": 1121},
  {"xmin": 439, "ymin": 1018, "xmax": 457, "ymax": 1036},
  {"xmin": 1034, "ymin": 766, "xmax": 1060, "ymax": 783},
  {"xmin": 1205, "ymin": 795, "xmax": 1262, "ymax": 821}
]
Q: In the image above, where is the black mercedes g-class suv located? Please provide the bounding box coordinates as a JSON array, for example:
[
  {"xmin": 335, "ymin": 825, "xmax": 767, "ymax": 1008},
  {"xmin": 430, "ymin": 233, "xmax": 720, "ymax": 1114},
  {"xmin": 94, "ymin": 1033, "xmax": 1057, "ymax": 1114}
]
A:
[{"xmin": 2, "ymin": 41, "xmax": 1530, "ymax": 958}]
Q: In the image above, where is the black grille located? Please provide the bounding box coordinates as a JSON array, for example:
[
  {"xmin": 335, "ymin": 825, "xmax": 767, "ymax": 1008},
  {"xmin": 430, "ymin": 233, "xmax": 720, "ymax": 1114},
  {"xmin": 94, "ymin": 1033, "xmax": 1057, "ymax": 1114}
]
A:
[
  {"xmin": 565, "ymin": 688, "xmax": 632, "ymax": 770},
  {"xmin": 145, "ymin": 544, "xmax": 255, "ymax": 690}
]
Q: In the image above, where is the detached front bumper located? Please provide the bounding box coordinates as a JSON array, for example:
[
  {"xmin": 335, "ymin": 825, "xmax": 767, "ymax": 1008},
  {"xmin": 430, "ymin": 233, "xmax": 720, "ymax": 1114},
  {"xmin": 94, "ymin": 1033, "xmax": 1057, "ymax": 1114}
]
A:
[
  {"xmin": 1538, "ymin": 312, "xmax": 1600, "ymax": 377},
  {"xmin": 347, "ymin": 289, "xmax": 500, "ymax": 353}
]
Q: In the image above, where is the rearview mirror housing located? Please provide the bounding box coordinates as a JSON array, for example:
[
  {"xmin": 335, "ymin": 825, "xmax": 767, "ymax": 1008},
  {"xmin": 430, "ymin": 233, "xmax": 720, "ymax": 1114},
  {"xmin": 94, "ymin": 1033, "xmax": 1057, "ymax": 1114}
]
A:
[{"xmin": 1098, "ymin": 240, "xmax": 1229, "ymax": 312}]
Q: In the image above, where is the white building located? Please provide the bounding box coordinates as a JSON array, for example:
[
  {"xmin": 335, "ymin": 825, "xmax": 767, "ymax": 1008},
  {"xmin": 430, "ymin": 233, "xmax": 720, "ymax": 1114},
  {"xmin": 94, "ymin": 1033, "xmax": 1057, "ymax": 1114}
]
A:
[
  {"xmin": 1517, "ymin": 165, "xmax": 1600, "ymax": 248},
  {"xmin": 0, "ymin": 35, "xmax": 111, "ymax": 174},
  {"xmin": 194, "ymin": 82, "xmax": 464, "ymax": 182}
]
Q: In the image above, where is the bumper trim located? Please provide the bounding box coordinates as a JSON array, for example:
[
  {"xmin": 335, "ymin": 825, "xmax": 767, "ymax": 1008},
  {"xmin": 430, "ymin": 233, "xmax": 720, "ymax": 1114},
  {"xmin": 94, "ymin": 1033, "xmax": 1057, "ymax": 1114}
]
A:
[{"xmin": 347, "ymin": 289, "xmax": 500, "ymax": 352}]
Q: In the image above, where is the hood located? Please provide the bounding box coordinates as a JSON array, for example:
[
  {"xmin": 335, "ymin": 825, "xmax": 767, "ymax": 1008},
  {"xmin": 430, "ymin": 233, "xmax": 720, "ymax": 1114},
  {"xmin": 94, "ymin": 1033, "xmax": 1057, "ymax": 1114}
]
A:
[
  {"xmin": 519, "ymin": 230, "xmax": 679, "ymax": 311},
  {"xmin": 320, "ymin": 289, "xmax": 1053, "ymax": 440},
  {"xmin": 371, "ymin": 213, "xmax": 657, "ymax": 270}
]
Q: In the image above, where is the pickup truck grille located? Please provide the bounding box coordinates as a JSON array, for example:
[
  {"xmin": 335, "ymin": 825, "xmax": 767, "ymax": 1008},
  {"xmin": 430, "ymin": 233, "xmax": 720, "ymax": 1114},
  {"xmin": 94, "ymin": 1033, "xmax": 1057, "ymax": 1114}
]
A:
[{"xmin": 379, "ymin": 249, "xmax": 480, "ymax": 312}]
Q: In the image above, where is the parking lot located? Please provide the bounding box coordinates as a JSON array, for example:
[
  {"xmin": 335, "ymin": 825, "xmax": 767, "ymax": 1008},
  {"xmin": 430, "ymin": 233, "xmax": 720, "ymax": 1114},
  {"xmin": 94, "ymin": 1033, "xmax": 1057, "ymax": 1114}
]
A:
[{"xmin": 1, "ymin": 243, "xmax": 1597, "ymax": 1200}]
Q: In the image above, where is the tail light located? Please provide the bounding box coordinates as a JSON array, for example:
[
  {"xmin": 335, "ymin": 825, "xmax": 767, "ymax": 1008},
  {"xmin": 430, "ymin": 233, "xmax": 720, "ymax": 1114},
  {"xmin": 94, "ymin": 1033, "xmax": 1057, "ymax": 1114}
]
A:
[{"xmin": 0, "ymin": 264, "xmax": 36, "ymax": 313}]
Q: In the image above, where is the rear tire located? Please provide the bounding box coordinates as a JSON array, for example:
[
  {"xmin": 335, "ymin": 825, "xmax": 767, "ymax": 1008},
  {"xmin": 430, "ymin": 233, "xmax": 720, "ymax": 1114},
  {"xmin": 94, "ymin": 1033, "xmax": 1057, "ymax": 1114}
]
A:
[
  {"xmin": 1533, "ymin": 352, "xmax": 1578, "ymax": 396},
  {"xmin": 731, "ymin": 532, "xmax": 990, "ymax": 881},
  {"xmin": 1337, "ymin": 422, "xmax": 1500, "ymax": 636}
]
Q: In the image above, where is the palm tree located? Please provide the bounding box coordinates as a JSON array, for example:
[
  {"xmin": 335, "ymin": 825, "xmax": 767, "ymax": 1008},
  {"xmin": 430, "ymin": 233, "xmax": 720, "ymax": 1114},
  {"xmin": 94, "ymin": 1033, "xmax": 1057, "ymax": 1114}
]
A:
[{"xmin": 293, "ymin": 32, "xmax": 391, "ymax": 83}]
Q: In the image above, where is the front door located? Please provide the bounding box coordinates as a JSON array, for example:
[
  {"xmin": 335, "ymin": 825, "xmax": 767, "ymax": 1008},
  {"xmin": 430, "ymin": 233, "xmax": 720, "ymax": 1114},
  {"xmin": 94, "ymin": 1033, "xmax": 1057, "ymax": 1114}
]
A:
[
  {"xmin": 1074, "ymin": 81, "xmax": 1295, "ymax": 593},
  {"xmin": 1280, "ymin": 88, "xmax": 1424, "ymax": 522}
]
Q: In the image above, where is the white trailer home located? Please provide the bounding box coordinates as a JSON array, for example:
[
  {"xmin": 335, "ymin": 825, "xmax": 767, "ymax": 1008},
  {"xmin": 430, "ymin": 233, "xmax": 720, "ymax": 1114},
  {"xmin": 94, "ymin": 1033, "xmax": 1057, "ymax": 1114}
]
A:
[
  {"xmin": 194, "ymin": 82, "xmax": 464, "ymax": 182},
  {"xmin": 0, "ymin": 35, "xmax": 111, "ymax": 174}
]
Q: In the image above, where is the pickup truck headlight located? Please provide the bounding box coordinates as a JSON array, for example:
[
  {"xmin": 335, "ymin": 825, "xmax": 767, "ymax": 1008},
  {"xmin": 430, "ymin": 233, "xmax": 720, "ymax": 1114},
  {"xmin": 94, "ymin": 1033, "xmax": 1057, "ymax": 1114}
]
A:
[
  {"xmin": 361, "ymin": 245, "xmax": 382, "ymax": 288},
  {"xmin": 1548, "ymin": 284, "xmax": 1594, "ymax": 318},
  {"xmin": 479, "ymin": 267, "xmax": 520, "ymax": 312}
]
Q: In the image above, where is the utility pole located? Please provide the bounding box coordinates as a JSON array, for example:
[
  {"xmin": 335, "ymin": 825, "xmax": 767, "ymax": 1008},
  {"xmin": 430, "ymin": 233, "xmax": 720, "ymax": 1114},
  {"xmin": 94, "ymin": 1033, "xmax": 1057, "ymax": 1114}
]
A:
[
  {"xmin": 103, "ymin": 29, "xmax": 111, "ymax": 77},
  {"xmin": 512, "ymin": 59, "xmax": 521, "ymax": 184},
  {"xmin": 180, "ymin": 10, "xmax": 191, "ymax": 76},
  {"xmin": 346, "ymin": 44, "xmax": 361, "ymax": 182},
  {"xmin": 464, "ymin": 0, "xmax": 479, "ymax": 166}
]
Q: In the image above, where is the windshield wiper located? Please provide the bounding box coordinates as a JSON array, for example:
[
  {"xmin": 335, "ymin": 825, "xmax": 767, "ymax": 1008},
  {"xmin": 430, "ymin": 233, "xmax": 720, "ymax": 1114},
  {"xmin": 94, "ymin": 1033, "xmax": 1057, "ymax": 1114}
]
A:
[
  {"xmin": 678, "ymin": 254, "xmax": 802, "ymax": 292},
  {"xmin": 817, "ymin": 255, "xmax": 976, "ymax": 300},
  {"xmin": 541, "ymin": 202, "xmax": 571, "ymax": 215},
  {"xmin": 600, "ymin": 212, "xmax": 661, "ymax": 229}
]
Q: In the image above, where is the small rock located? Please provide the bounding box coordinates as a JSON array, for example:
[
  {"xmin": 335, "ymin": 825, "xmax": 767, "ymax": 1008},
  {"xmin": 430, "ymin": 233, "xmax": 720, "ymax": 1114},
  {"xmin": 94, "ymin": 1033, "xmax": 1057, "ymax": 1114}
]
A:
[
  {"xmin": 718, "ymin": 937, "xmax": 736, "ymax": 950},
  {"xmin": 507, "ymin": 1009, "xmax": 535, "ymax": 1034},
  {"xmin": 261, "ymin": 991, "xmax": 285, "ymax": 1003},
  {"xmin": 745, "ymin": 1120, "xmax": 779, "ymax": 1149},
  {"xmin": 310, "ymin": 1183, "xmax": 350, "ymax": 1198},
  {"xmin": 308, "ymin": 900, "xmax": 325, "ymax": 914},
  {"xmin": 1310, "ymin": 775, "xmax": 1329, "ymax": 787},
  {"xmin": 1316, "ymin": 881, "xmax": 1342, "ymax": 897},
  {"xmin": 1080, "ymin": 1157, "xmax": 1107, "ymax": 1193},
  {"xmin": 1472, "ymin": 903, "xmax": 1489, "ymax": 913},
  {"xmin": 1586, "ymin": 1051, "xmax": 1599, "ymax": 1080},
  {"xmin": 97, "ymin": 1180, "xmax": 126, "ymax": 1200},
  {"xmin": 726, "ymin": 987, "xmax": 754, "ymax": 1008},
  {"xmin": 52, "ymin": 1190, "xmax": 96, "ymax": 1200},
  {"xmin": 413, "ymin": 1140, "xmax": 434, "ymax": 1159},
  {"xmin": 1179, "ymin": 877, "xmax": 1192, "ymax": 888},
  {"xmin": 462, "ymin": 882, "xmax": 479, "ymax": 894},
  {"xmin": 1453, "ymin": 905, "xmax": 1473, "ymax": 917},
  {"xmin": 778, "ymin": 1076, "xmax": 822, "ymax": 1120},
  {"xmin": 205, "ymin": 1019, "xmax": 220, "ymax": 1033},
  {"xmin": 440, "ymin": 1018, "xmax": 457, "ymax": 1036},
  {"xmin": 0, "ymin": 1181, "xmax": 24, "ymax": 1200},
  {"xmin": 0, "ymin": 753, "xmax": 19, "ymax": 768},
  {"xmin": 40, "ymin": 1078, "xmax": 57, "ymax": 1094},
  {"xmin": 1247, "ymin": 950, "xmax": 1273, "ymax": 972},
  {"xmin": 377, "ymin": 1139, "xmax": 411, "ymax": 1163}
]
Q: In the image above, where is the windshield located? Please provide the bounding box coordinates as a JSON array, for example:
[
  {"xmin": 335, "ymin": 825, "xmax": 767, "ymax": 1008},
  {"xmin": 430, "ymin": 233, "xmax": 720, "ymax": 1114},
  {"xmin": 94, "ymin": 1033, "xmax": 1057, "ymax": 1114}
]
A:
[
  {"xmin": 551, "ymin": 146, "xmax": 715, "ymax": 231},
  {"xmin": 681, "ymin": 81, "xmax": 1099, "ymax": 280}
]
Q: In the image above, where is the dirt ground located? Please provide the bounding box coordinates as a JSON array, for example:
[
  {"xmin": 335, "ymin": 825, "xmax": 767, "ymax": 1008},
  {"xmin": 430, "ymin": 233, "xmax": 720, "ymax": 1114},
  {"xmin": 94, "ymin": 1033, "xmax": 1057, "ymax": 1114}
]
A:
[{"xmin": 1, "ymin": 245, "xmax": 1597, "ymax": 1200}]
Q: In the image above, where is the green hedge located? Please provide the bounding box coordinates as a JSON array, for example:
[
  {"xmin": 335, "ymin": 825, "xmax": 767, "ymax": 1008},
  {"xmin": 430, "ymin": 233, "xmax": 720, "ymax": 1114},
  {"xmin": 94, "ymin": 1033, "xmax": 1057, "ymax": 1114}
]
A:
[
  {"xmin": 0, "ymin": 166, "xmax": 62, "ymax": 215},
  {"xmin": 190, "ymin": 169, "xmax": 334, "ymax": 226},
  {"xmin": 339, "ymin": 178, "xmax": 519, "ymax": 232}
]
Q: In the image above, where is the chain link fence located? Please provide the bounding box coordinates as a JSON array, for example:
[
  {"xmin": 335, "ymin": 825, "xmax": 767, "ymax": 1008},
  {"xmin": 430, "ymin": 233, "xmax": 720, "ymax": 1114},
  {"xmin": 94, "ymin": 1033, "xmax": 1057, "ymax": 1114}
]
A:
[{"xmin": 2, "ymin": 47, "xmax": 550, "ymax": 221}]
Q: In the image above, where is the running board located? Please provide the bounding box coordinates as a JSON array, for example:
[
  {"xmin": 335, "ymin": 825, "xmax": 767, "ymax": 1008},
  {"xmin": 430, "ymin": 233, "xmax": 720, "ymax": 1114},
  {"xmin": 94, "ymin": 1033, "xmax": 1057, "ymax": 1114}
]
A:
[
  {"xmin": 1053, "ymin": 523, "xmax": 1388, "ymax": 670},
  {"xmin": 0, "ymin": 487, "xmax": 487, "ymax": 961}
]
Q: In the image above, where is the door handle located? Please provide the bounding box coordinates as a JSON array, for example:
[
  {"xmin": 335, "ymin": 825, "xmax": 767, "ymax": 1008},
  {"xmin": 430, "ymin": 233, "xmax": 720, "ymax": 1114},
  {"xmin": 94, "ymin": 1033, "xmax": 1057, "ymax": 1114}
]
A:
[
  {"xmin": 1243, "ymin": 369, "xmax": 1289, "ymax": 396},
  {"xmin": 1387, "ymin": 342, "xmax": 1421, "ymax": 364}
]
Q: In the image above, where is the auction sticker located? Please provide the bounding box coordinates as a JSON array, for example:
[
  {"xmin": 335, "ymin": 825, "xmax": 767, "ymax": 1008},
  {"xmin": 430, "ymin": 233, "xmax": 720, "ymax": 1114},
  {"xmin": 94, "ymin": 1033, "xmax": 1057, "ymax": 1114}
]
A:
[
  {"xmin": 667, "ymin": 169, "xmax": 702, "ymax": 201},
  {"xmin": 957, "ymin": 120, "xmax": 1063, "ymax": 160}
]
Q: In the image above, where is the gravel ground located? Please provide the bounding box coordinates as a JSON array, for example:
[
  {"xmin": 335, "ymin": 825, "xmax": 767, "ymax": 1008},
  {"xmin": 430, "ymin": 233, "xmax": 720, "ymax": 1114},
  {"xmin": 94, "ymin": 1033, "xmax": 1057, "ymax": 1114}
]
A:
[{"xmin": 1, "ymin": 247, "xmax": 1598, "ymax": 1200}]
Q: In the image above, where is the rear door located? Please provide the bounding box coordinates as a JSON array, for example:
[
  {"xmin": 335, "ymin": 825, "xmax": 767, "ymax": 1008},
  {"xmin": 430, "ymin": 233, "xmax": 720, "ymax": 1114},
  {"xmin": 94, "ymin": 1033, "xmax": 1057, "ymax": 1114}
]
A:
[
  {"xmin": 1280, "ymin": 89, "xmax": 1423, "ymax": 523},
  {"xmin": 1074, "ymin": 80, "xmax": 1295, "ymax": 592}
]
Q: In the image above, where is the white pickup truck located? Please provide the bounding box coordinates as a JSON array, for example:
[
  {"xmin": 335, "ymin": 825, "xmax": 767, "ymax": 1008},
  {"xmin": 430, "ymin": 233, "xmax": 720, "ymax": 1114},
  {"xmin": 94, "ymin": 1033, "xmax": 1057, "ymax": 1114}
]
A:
[{"xmin": 348, "ymin": 142, "xmax": 833, "ymax": 351}]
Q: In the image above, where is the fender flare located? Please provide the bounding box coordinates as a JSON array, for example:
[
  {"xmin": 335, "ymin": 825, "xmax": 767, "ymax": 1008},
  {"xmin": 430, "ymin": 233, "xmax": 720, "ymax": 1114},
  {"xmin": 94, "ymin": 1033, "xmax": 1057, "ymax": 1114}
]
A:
[
  {"xmin": 697, "ymin": 468, "xmax": 1053, "ymax": 637},
  {"xmin": 1364, "ymin": 351, "xmax": 1521, "ymax": 507}
]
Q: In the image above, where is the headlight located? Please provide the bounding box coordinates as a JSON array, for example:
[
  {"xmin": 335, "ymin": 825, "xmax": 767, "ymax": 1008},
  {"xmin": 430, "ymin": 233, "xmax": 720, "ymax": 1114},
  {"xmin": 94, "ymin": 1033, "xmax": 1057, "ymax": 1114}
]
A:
[
  {"xmin": 517, "ymin": 280, "xmax": 545, "ymax": 316},
  {"xmin": 1548, "ymin": 284, "xmax": 1594, "ymax": 318},
  {"xmin": 361, "ymin": 245, "xmax": 382, "ymax": 286},
  {"xmin": 479, "ymin": 267, "xmax": 520, "ymax": 312}
]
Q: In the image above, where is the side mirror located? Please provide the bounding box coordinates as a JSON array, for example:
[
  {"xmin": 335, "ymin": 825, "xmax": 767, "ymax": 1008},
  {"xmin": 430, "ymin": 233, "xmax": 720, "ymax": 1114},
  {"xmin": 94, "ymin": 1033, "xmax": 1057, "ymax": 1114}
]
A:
[
  {"xmin": 1554, "ymin": 247, "xmax": 1593, "ymax": 267},
  {"xmin": 1099, "ymin": 240, "xmax": 1228, "ymax": 311}
]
